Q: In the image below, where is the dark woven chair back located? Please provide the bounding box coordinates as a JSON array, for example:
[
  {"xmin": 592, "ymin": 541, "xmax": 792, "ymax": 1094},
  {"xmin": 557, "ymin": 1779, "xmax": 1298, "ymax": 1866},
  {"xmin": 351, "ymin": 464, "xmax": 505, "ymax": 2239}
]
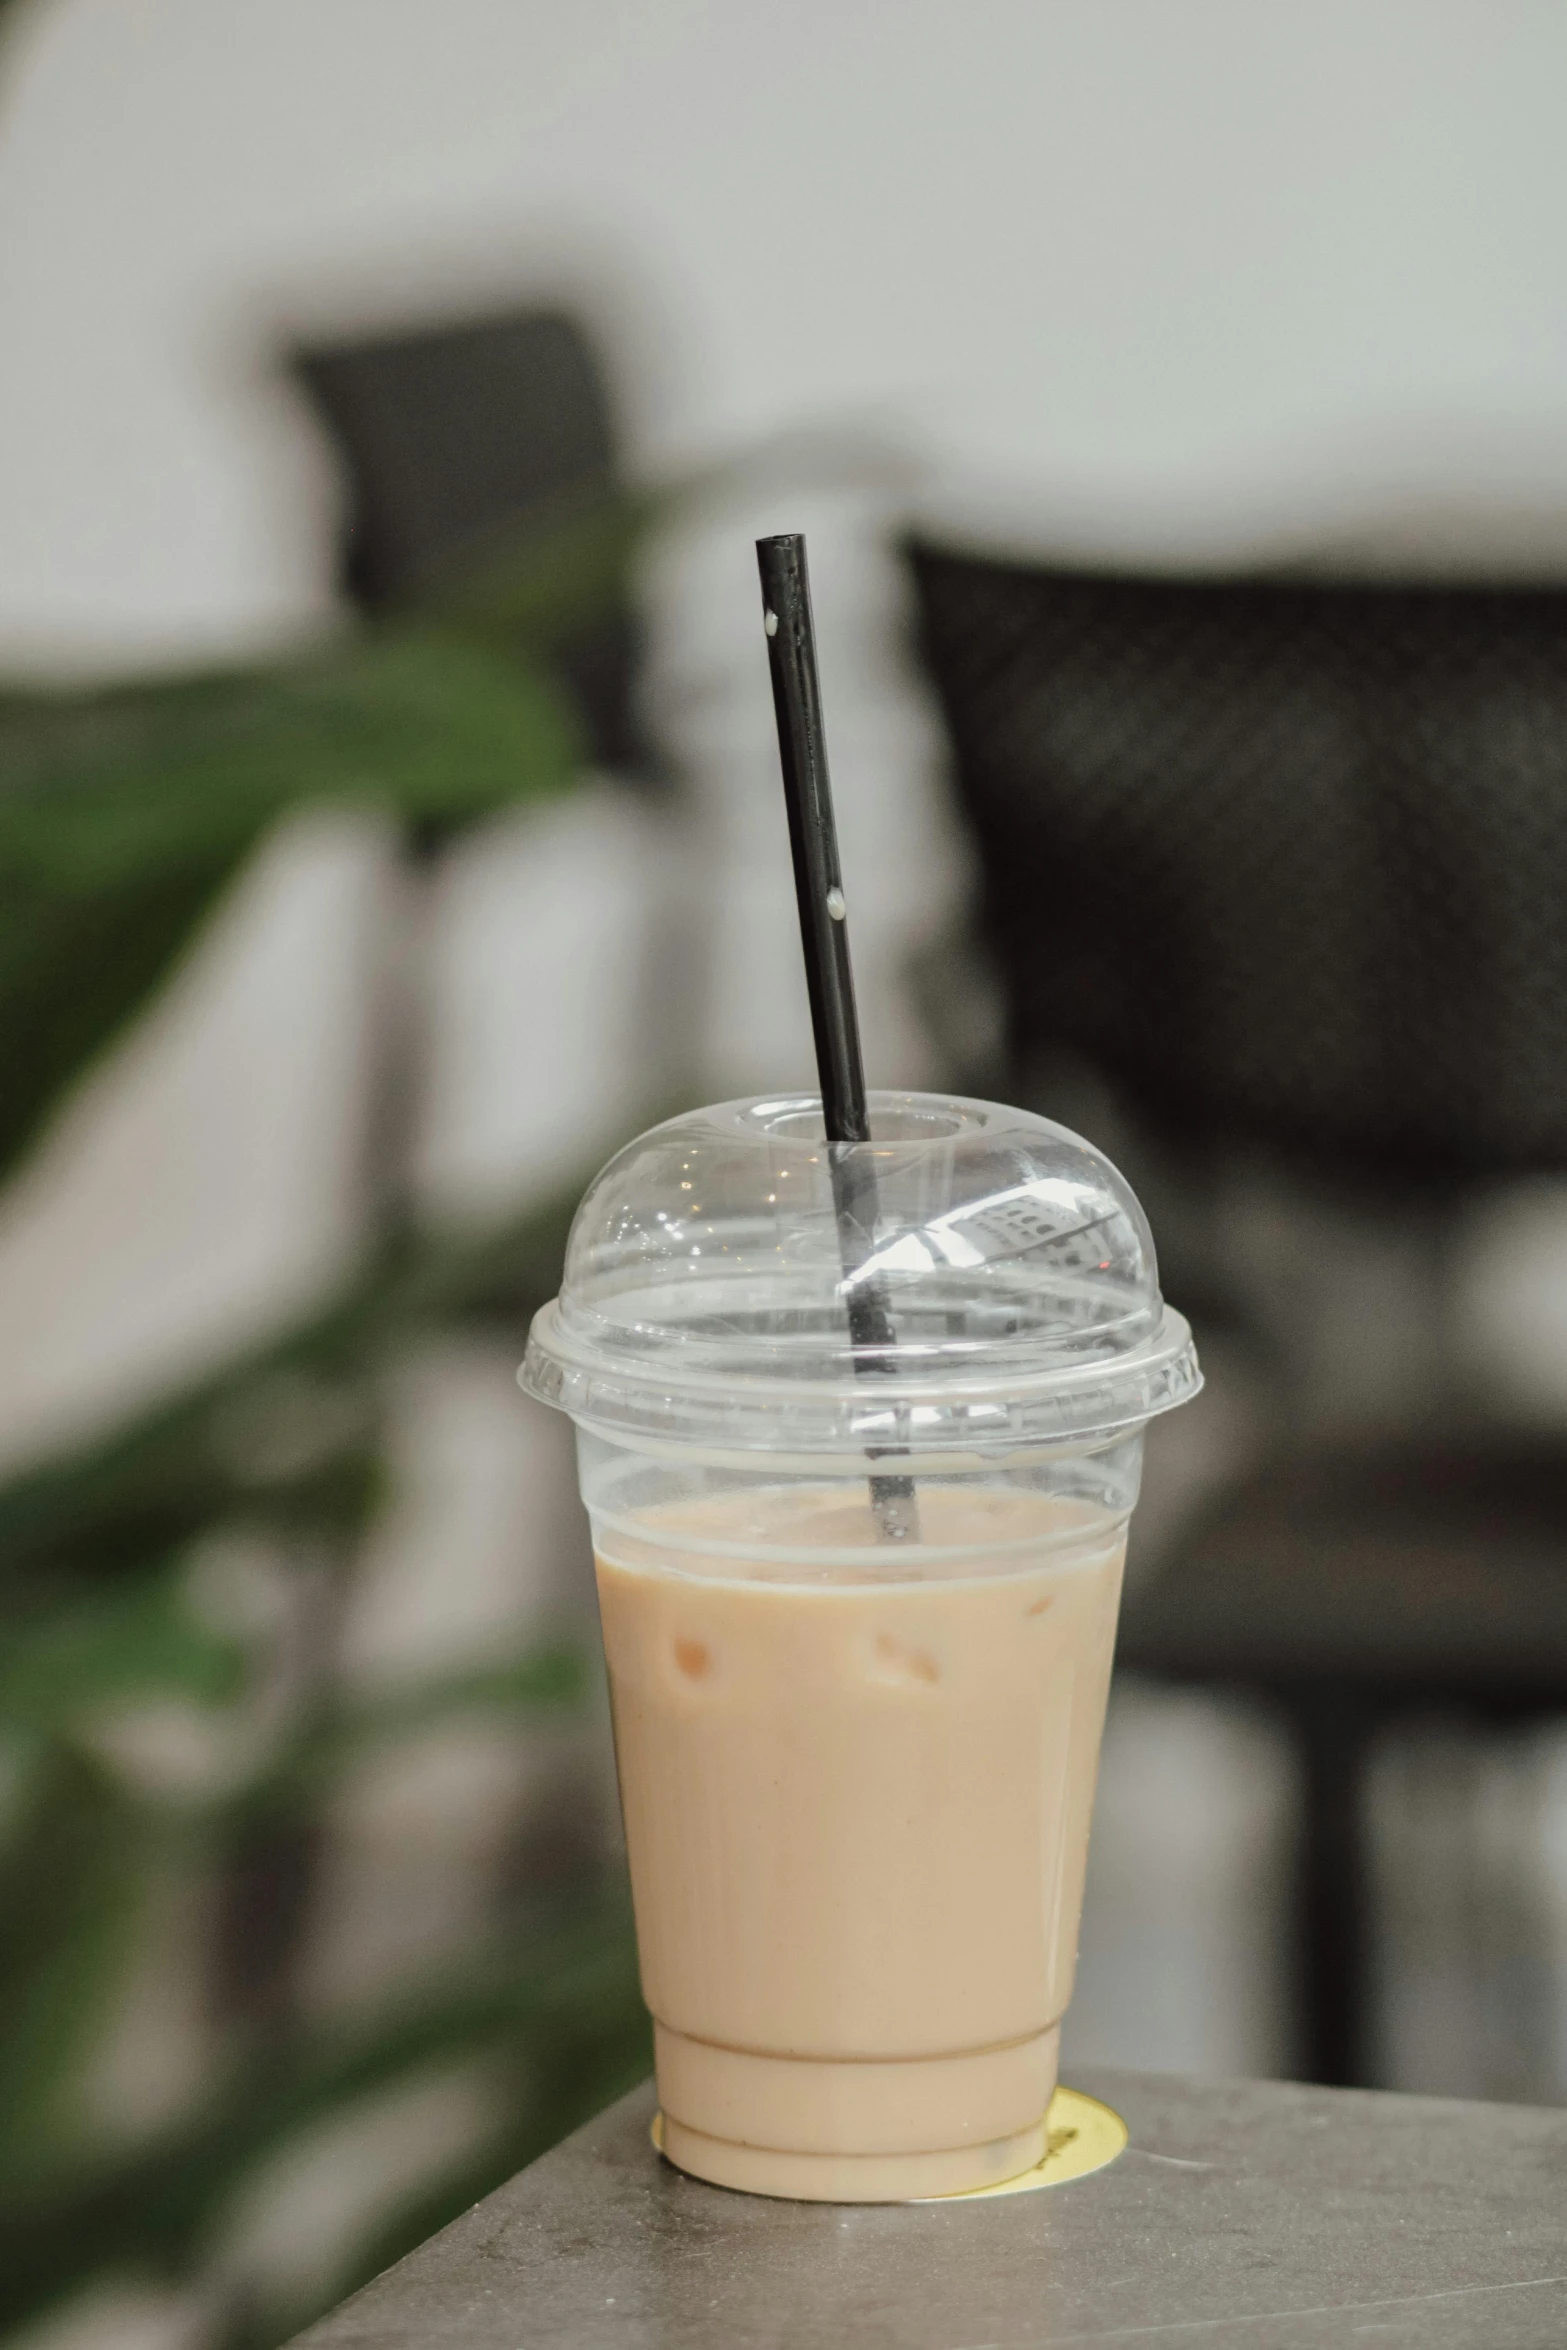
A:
[
  {"xmin": 908, "ymin": 541, "xmax": 1567, "ymax": 1180},
  {"xmin": 294, "ymin": 308, "xmax": 641, "ymax": 772}
]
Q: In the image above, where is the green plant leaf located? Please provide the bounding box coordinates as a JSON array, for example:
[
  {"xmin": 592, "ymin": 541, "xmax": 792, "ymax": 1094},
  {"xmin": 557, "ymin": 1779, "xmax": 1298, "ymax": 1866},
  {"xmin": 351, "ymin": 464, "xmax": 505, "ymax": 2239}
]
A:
[
  {"xmin": 0, "ymin": 627, "xmax": 579, "ymax": 1186},
  {"xmin": 0, "ymin": 1749, "xmax": 153, "ymax": 2184},
  {"xmin": 0, "ymin": 1570, "xmax": 246, "ymax": 1733}
]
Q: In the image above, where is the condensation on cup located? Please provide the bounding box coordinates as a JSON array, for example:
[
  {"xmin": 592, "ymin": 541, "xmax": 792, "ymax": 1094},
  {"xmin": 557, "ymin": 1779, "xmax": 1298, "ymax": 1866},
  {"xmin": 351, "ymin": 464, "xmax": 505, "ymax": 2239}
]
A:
[{"xmin": 521, "ymin": 1091, "xmax": 1201, "ymax": 2201}]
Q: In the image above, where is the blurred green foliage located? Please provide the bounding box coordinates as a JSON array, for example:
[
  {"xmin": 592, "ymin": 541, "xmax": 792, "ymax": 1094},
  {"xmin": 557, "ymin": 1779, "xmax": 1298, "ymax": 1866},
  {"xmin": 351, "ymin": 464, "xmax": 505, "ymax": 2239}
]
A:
[
  {"xmin": 0, "ymin": 442, "xmax": 656, "ymax": 2340},
  {"xmin": 0, "ymin": 627, "xmax": 578, "ymax": 1183},
  {"xmin": 0, "ymin": 5, "xmax": 700, "ymax": 2323}
]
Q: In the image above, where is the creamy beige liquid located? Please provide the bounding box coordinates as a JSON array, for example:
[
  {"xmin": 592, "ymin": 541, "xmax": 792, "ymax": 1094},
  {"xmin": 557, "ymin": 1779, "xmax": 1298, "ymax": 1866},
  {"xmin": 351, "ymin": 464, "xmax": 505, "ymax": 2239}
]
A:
[{"xmin": 594, "ymin": 1484, "xmax": 1125, "ymax": 2200}]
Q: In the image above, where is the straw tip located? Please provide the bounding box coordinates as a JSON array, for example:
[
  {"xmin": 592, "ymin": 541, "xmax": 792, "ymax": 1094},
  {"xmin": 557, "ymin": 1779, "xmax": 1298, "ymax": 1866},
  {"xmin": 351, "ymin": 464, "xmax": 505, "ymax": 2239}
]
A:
[{"xmin": 756, "ymin": 532, "xmax": 807, "ymax": 584}]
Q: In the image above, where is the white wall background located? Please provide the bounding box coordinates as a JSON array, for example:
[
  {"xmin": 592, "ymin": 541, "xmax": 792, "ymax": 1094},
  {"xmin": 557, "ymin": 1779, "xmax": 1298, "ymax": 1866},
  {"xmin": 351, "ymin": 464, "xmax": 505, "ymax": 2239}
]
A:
[{"xmin": 3, "ymin": 0, "xmax": 1567, "ymax": 671}]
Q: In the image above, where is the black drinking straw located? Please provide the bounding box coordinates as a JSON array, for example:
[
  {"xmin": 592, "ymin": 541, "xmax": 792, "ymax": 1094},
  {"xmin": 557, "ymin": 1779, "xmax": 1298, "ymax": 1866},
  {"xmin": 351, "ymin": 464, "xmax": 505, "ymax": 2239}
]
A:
[{"xmin": 757, "ymin": 532, "xmax": 919, "ymax": 1544}]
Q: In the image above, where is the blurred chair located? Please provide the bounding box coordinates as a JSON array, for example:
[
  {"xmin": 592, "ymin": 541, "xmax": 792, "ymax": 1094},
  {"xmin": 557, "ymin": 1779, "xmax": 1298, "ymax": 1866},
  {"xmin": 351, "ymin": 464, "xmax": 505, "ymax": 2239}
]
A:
[
  {"xmin": 907, "ymin": 538, "xmax": 1567, "ymax": 2086},
  {"xmin": 294, "ymin": 306, "xmax": 645, "ymax": 773}
]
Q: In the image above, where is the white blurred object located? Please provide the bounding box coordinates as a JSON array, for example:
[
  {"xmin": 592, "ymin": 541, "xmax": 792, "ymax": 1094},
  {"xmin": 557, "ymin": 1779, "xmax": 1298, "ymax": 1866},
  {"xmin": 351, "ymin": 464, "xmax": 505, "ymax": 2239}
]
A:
[
  {"xmin": 1368, "ymin": 1723, "xmax": 1493, "ymax": 2100},
  {"xmin": 212, "ymin": 2062, "xmax": 499, "ymax": 2325},
  {"xmin": 1370, "ymin": 1716, "xmax": 1567, "ymax": 2105},
  {"xmin": 337, "ymin": 1354, "xmax": 590, "ymax": 1686},
  {"xmin": 1451, "ymin": 1179, "xmax": 1567, "ymax": 1422},
  {"xmin": 1064, "ymin": 1681, "xmax": 1296, "ymax": 2080},
  {"xmin": 313, "ymin": 776, "xmax": 685, "ymax": 2010},
  {"xmin": 0, "ymin": 805, "xmax": 393, "ymax": 1474},
  {"xmin": 1537, "ymin": 1725, "xmax": 1567, "ymax": 2099},
  {"xmin": 300, "ymin": 1356, "xmax": 609, "ymax": 2017},
  {"xmin": 1190, "ymin": 1161, "xmax": 1453, "ymax": 1438},
  {"xmin": 412, "ymin": 781, "xmax": 690, "ymax": 1222}
]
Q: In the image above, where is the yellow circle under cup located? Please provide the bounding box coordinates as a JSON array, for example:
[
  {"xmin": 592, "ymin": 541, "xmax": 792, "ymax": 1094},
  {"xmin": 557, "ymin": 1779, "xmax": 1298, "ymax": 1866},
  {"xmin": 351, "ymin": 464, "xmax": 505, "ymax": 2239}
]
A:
[
  {"xmin": 916, "ymin": 2085, "xmax": 1128, "ymax": 2198},
  {"xmin": 650, "ymin": 2084, "xmax": 1127, "ymax": 2202}
]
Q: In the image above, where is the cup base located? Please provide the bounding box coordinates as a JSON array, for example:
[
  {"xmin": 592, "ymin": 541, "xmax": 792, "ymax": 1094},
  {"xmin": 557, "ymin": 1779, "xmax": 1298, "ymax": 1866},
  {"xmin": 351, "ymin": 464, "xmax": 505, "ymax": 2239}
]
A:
[
  {"xmin": 660, "ymin": 2112, "xmax": 1049, "ymax": 2202},
  {"xmin": 653, "ymin": 2019, "xmax": 1060, "ymax": 2202}
]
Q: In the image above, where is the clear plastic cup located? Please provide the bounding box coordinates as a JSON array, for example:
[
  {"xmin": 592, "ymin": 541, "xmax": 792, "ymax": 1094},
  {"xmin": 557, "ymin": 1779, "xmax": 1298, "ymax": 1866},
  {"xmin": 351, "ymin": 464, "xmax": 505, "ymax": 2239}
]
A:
[{"xmin": 521, "ymin": 1092, "xmax": 1199, "ymax": 2201}]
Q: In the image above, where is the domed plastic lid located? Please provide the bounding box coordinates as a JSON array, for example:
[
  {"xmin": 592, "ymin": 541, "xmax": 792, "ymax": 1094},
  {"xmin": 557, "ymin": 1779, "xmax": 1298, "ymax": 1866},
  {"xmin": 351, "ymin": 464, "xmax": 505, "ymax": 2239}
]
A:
[{"xmin": 520, "ymin": 1092, "xmax": 1200, "ymax": 1460}]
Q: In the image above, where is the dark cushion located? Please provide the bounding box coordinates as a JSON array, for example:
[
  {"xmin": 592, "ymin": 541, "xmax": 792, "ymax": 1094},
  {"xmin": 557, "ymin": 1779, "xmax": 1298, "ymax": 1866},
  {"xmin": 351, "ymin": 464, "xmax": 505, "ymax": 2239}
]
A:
[{"xmin": 1119, "ymin": 1436, "xmax": 1567, "ymax": 1699}]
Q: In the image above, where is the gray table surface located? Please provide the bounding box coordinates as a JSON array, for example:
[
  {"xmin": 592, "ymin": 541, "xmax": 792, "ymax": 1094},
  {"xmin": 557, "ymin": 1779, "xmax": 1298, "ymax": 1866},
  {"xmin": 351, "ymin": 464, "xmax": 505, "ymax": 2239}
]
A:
[{"xmin": 289, "ymin": 2071, "xmax": 1567, "ymax": 2348}]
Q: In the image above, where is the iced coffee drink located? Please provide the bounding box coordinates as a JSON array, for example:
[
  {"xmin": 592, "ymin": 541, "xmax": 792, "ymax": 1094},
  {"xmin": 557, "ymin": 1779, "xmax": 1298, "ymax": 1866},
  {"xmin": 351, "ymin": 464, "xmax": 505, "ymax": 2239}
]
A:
[
  {"xmin": 598, "ymin": 1485, "xmax": 1124, "ymax": 2196},
  {"xmin": 522, "ymin": 1093, "xmax": 1198, "ymax": 2200}
]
